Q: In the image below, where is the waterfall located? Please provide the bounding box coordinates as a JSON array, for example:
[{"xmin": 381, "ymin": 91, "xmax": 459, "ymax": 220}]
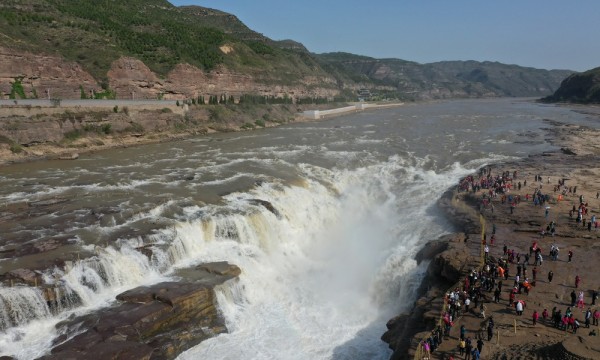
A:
[
  {"xmin": 1, "ymin": 155, "xmax": 481, "ymax": 359},
  {"xmin": 0, "ymin": 287, "xmax": 51, "ymax": 330}
]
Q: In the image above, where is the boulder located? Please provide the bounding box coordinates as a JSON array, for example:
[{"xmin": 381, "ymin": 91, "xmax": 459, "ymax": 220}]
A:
[
  {"xmin": 46, "ymin": 264, "xmax": 241, "ymax": 360},
  {"xmin": 7, "ymin": 268, "xmax": 38, "ymax": 283},
  {"xmin": 197, "ymin": 261, "xmax": 242, "ymax": 277}
]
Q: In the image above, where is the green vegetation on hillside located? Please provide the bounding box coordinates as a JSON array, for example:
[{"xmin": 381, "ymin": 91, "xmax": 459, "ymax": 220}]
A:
[
  {"xmin": 0, "ymin": 0, "xmax": 577, "ymax": 100},
  {"xmin": 542, "ymin": 67, "xmax": 600, "ymax": 104},
  {"xmin": 0, "ymin": 0, "xmax": 225, "ymax": 79},
  {"xmin": 0, "ymin": 0, "xmax": 338, "ymax": 89}
]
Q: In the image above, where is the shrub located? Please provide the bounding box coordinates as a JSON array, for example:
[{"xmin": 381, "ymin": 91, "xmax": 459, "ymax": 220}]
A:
[
  {"xmin": 9, "ymin": 143, "xmax": 23, "ymax": 154},
  {"xmin": 101, "ymin": 124, "xmax": 111, "ymax": 134},
  {"xmin": 161, "ymin": 107, "xmax": 172, "ymax": 113},
  {"xmin": 64, "ymin": 130, "xmax": 82, "ymax": 140},
  {"xmin": 241, "ymin": 122, "xmax": 255, "ymax": 130},
  {"xmin": 113, "ymin": 105, "xmax": 119, "ymax": 113},
  {"xmin": 126, "ymin": 122, "xmax": 144, "ymax": 133},
  {"xmin": 255, "ymin": 119, "xmax": 265, "ymax": 127},
  {"xmin": 9, "ymin": 78, "xmax": 26, "ymax": 99}
]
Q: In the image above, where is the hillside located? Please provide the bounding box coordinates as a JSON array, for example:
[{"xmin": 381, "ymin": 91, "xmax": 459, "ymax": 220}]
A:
[
  {"xmin": 542, "ymin": 66, "xmax": 600, "ymax": 103},
  {"xmin": 317, "ymin": 53, "xmax": 574, "ymax": 100},
  {"xmin": 0, "ymin": 0, "xmax": 575, "ymax": 102}
]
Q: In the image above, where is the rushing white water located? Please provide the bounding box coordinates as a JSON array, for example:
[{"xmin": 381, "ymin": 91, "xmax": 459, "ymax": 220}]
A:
[
  {"xmin": 175, "ymin": 156, "xmax": 482, "ymax": 359},
  {"xmin": 0, "ymin": 153, "xmax": 476, "ymax": 359},
  {"xmin": 1, "ymin": 99, "xmax": 594, "ymax": 359}
]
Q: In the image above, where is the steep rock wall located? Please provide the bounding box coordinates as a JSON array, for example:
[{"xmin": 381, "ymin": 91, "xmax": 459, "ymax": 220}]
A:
[{"xmin": 0, "ymin": 48, "xmax": 342, "ymax": 101}]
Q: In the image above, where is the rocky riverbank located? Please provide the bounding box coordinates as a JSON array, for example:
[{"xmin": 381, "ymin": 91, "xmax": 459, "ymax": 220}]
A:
[
  {"xmin": 0, "ymin": 101, "xmax": 374, "ymax": 166},
  {"xmin": 383, "ymin": 121, "xmax": 600, "ymax": 360}
]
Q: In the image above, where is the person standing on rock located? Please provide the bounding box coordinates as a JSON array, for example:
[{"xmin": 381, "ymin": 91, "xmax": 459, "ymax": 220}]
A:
[
  {"xmin": 480, "ymin": 303, "xmax": 487, "ymax": 319},
  {"xmin": 465, "ymin": 338, "xmax": 472, "ymax": 360},
  {"xmin": 486, "ymin": 318, "xmax": 494, "ymax": 341},
  {"xmin": 476, "ymin": 338, "xmax": 484, "ymax": 355},
  {"xmin": 577, "ymin": 291, "xmax": 585, "ymax": 309},
  {"xmin": 465, "ymin": 297, "xmax": 471, "ymax": 313},
  {"xmin": 585, "ymin": 308, "xmax": 592, "ymax": 328},
  {"xmin": 548, "ymin": 270, "xmax": 554, "ymax": 283},
  {"xmin": 592, "ymin": 290, "xmax": 598, "ymax": 305},
  {"xmin": 532, "ymin": 310, "xmax": 539, "ymax": 325},
  {"xmin": 422, "ymin": 340, "xmax": 430, "ymax": 359},
  {"xmin": 593, "ymin": 309, "xmax": 600, "ymax": 326},
  {"xmin": 493, "ymin": 287, "xmax": 501, "ymax": 303},
  {"xmin": 542, "ymin": 308, "xmax": 549, "ymax": 323},
  {"xmin": 516, "ymin": 300, "xmax": 524, "ymax": 315},
  {"xmin": 568, "ymin": 250, "xmax": 573, "ymax": 263},
  {"xmin": 575, "ymin": 275, "xmax": 581, "ymax": 288}
]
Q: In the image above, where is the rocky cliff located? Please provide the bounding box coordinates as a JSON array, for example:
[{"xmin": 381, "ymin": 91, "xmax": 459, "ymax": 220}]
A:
[
  {"xmin": 0, "ymin": 47, "xmax": 340, "ymax": 101},
  {"xmin": 542, "ymin": 66, "xmax": 600, "ymax": 104},
  {"xmin": 382, "ymin": 187, "xmax": 482, "ymax": 359}
]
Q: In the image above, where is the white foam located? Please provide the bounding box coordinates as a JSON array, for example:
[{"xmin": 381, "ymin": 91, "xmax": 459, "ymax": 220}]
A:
[
  {"xmin": 0, "ymin": 148, "xmax": 503, "ymax": 359},
  {"xmin": 178, "ymin": 154, "xmax": 482, "ymax": 360}
]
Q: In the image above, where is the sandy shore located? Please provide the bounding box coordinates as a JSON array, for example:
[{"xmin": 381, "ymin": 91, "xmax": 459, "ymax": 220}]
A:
[{"xmin": 392, "ymin": 121, "xmax": 600, "ymax": 360}]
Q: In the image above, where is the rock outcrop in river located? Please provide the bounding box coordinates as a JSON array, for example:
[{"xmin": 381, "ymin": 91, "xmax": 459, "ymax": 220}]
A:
[{"xmin": 40, "ymin": 262, "xmax": 240, "ymax": 360}]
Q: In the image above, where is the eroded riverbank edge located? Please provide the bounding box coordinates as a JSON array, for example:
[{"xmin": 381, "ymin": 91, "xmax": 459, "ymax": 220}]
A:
[{"xmin": 0, "ymin": 101, "xmax": 402, "ymax": 167}]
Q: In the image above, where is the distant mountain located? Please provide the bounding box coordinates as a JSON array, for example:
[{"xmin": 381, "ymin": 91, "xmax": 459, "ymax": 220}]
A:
[
  {"xmin": 542, "ymin": 67, "xmax": 600, "ymax": 103},
  {"xmin": 0, "ymin": 0, "xmax": 576, "ymax": 101},
  {"xmin": 316, "ymin": 53, "xmax": 574, "ymax": 100}
]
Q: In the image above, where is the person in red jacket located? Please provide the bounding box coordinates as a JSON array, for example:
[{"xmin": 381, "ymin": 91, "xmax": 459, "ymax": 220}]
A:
[{"xmin": 532, "ymin": 310, "xmax": 539, "ymax": 325}]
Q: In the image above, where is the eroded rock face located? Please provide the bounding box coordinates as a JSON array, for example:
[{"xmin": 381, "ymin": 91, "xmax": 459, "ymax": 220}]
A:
[
  {"xmin": 42, "ymin": 262, "xmax": 241, "ymax": 360},
  {"xmin": 0, "ymin": 47, "xmax": 342, "ymax": 101},
  {"xmin": 107, "ymin": 58, "xmax": 163, "ymax": 100},
  {"xmin": 382, "ymin": 233, "xmax": 471, "ymax": 359},
  {"xmin": 0, "ymin": 47, "xmax": 96, "ymax": 100}
]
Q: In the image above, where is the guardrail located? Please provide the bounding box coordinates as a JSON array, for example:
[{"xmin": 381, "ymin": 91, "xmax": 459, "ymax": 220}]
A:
[{"xmin": 300, "ymin": 102, "xmax": 403, "ymax": 119}]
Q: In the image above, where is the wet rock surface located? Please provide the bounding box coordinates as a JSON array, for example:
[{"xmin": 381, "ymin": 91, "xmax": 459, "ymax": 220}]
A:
[{"xmin": 40, "ymin": 262, "xmax": 240, "ymax": 360}]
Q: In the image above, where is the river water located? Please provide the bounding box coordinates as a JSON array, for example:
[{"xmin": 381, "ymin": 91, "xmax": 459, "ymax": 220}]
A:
[{"xmin": 0, "ymin": 98, "xmax": 595, "ymax": 359}]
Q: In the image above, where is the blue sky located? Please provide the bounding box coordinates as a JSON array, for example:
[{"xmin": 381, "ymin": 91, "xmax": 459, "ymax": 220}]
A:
[{"xmin": 170, "ymin": 0, "xmax": 599, "ymax": 71}]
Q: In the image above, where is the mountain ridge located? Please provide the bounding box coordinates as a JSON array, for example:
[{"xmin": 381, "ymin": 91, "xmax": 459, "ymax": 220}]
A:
[{"xmin": 0, "ymin": 0, "xmax": 576, "ymax": 101}]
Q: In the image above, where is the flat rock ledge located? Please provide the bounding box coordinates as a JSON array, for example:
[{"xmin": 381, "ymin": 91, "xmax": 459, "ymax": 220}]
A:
[{"xmin": 39, "ymin": 262, "xmax": 241, "ymax": 360}]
